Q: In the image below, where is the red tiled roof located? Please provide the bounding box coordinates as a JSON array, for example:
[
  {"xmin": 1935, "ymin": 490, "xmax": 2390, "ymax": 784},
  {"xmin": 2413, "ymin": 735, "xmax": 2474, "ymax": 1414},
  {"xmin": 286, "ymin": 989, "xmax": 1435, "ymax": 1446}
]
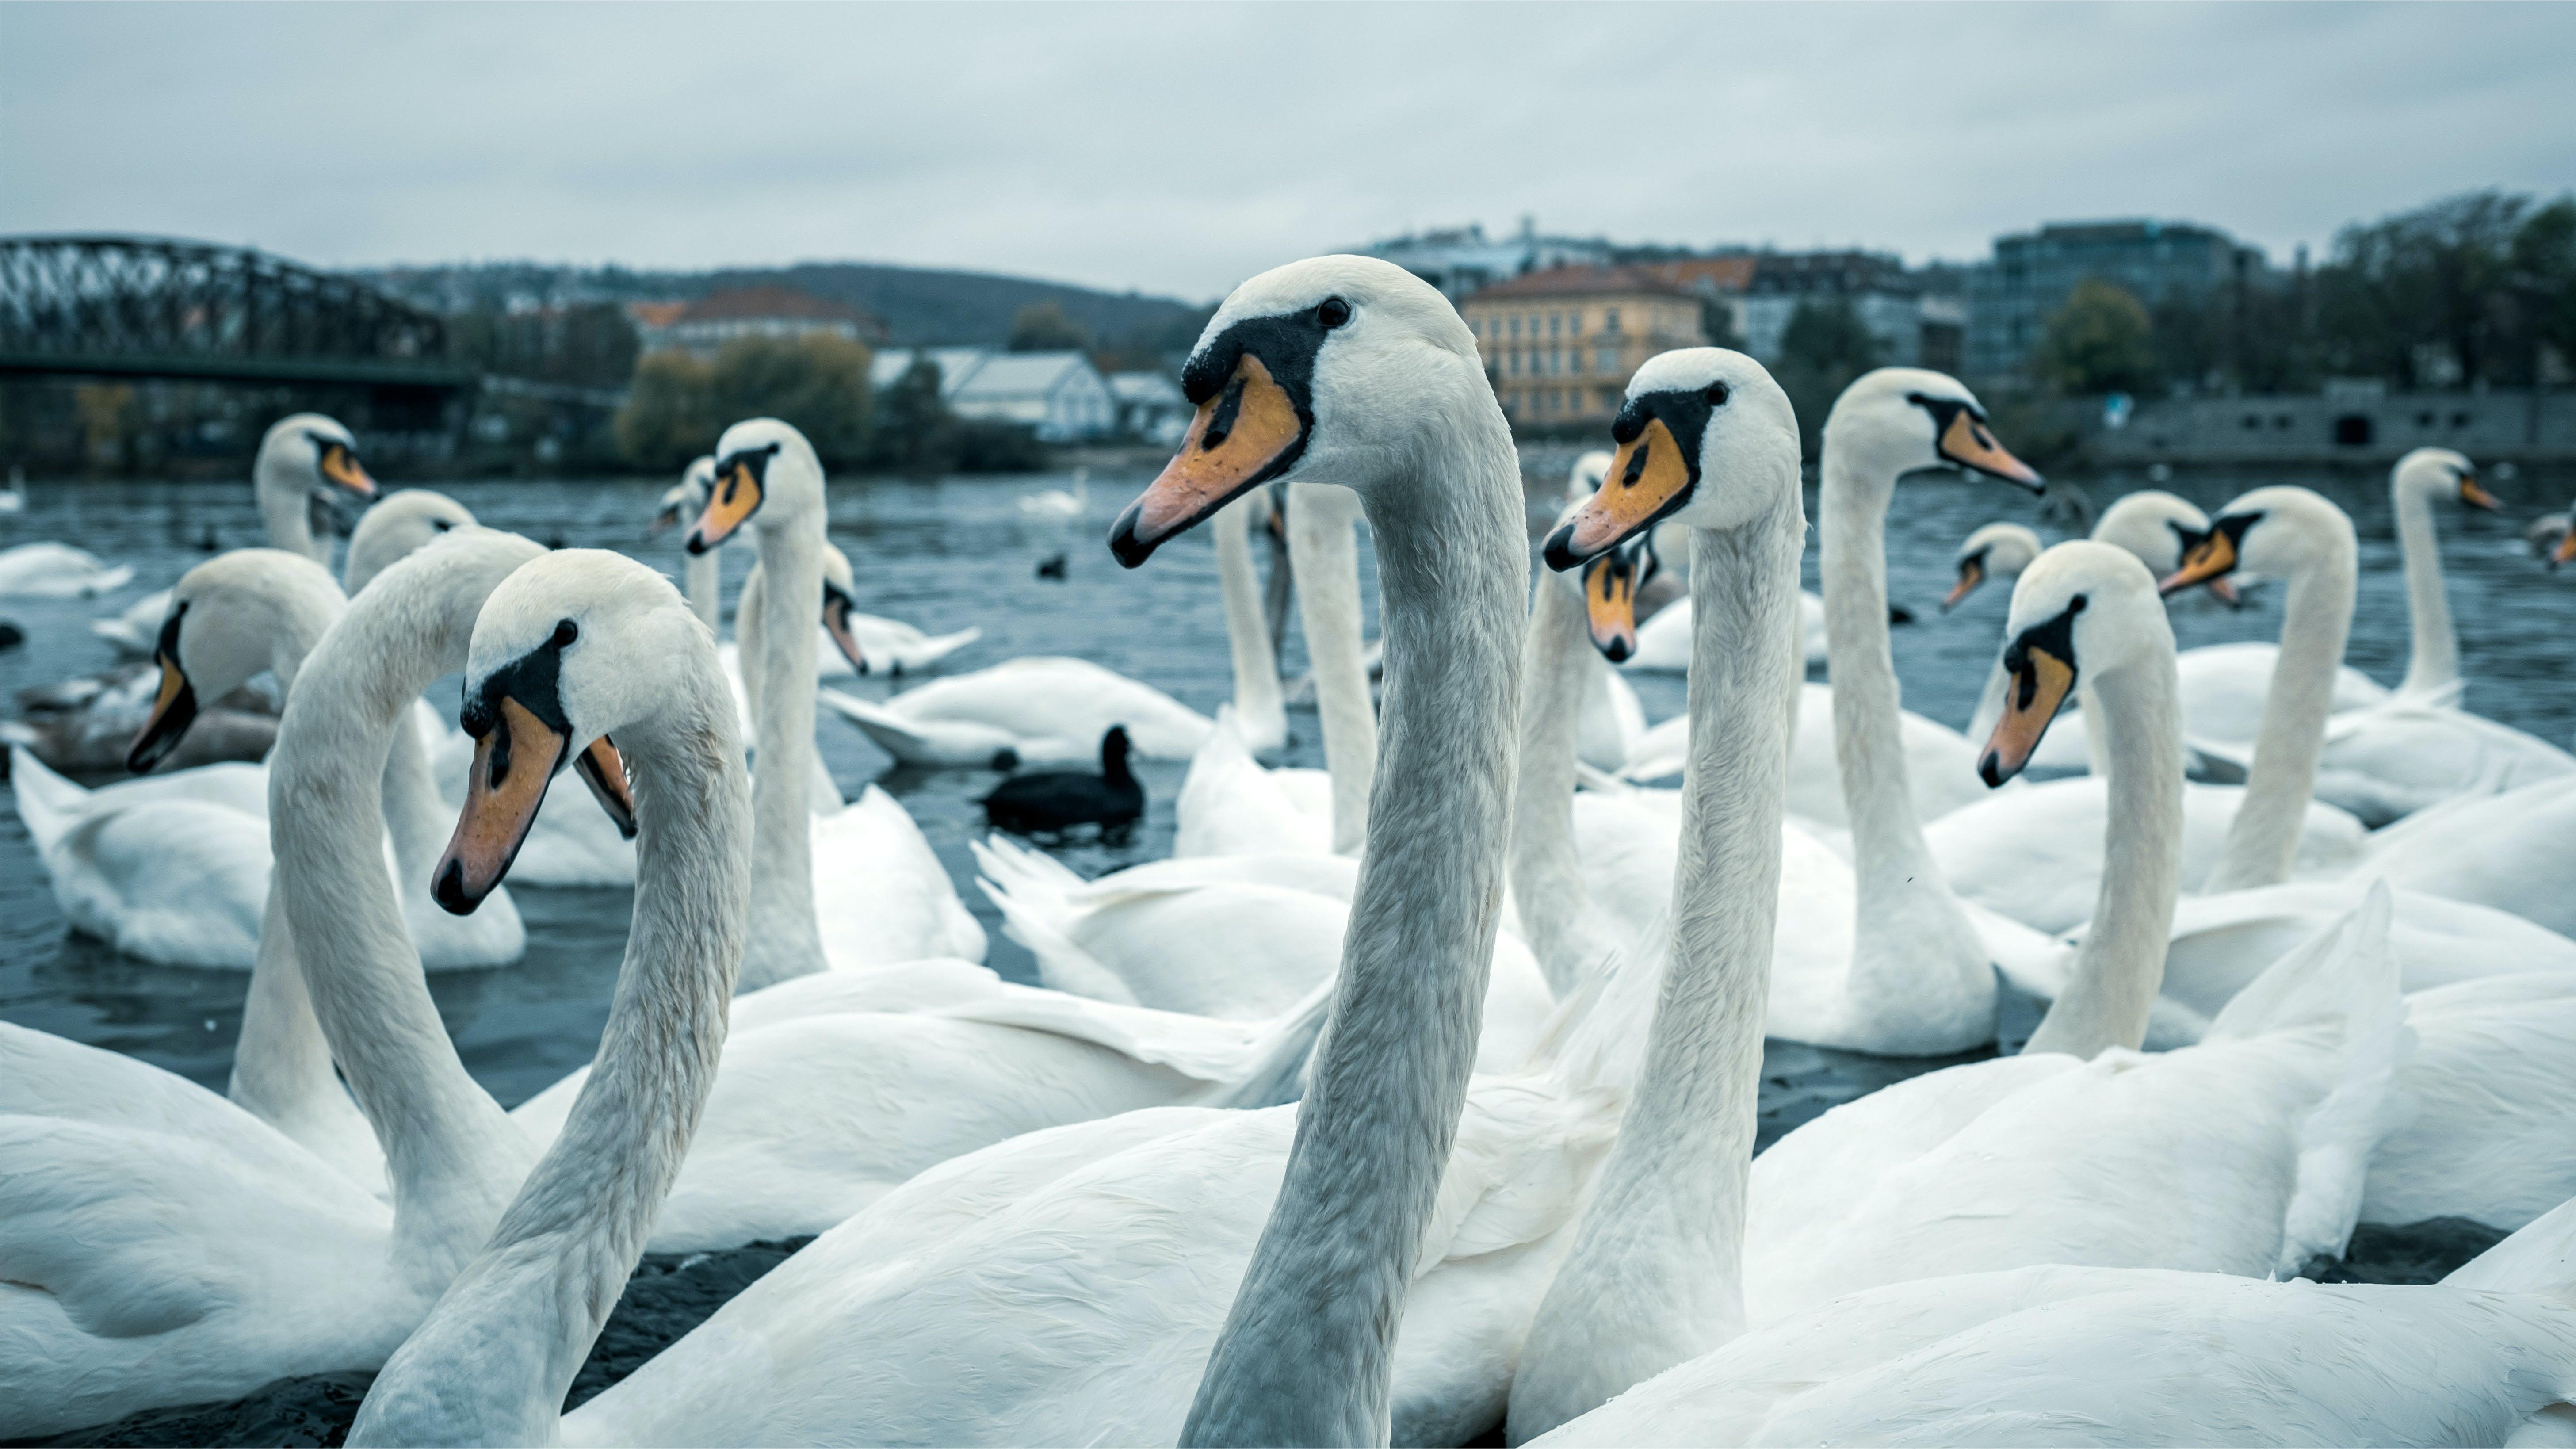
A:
[
  {"xmin": 1465, "ymin": 264, "xmax": 1693, "ymax": 302},
  {"xmin": 625, "ymin": 301, "xmax": 687, "ymax": 328}
]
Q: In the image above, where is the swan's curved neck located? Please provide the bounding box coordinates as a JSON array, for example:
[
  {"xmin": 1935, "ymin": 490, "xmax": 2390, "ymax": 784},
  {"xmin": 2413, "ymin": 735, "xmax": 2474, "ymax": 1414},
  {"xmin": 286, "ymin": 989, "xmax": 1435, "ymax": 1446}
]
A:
[
  {"xmin": 228, "ymin": 578, "xmax": 366, "ymax": 1166},
  {"xmin": 270, "ymin": 547, "xmax": 542, "ymax": 1291},
  {"xmin": 2206, "ymin": 544, "xmax": 2353, "ymax": 892},
  {"xmin": 1819, "ymin": 447, "xmax": 1991, "ymax": 1032},
  {"xmin": 683, "ymin": 547, "xmax": 722, "ymax": 631},
  {"xmin": 1183, "ymin": 408, "xmax": 1527, "ymax": 1448},
  {"xmin": 1511, "ymin": 575, "xmax": 1631, "ymax": 994},
  {"xmin": 736, "ymin": 519, "xmax": 829, "ymax": 991},
  {"xmin": 258, "ymin": 463, "xmax": 326, "ymax": 566},
  {"xmin": 349, "ymin": 654, "xmax": 750, "ymax": 1448},
  {"xmin": 2394, "ymin": 481, "xmax": 2459, "ymax": 699},
  {"xmin": 1287, "ymin": 481, "xmax": 1378, "ymax": 854},
  {"xmin": 2022, "ymin": 642, "xmax": 2183, "ymax": 1056},
  {"xmin": 1510, "ymin": 489, "xmax": 1802, "ymax": 1437},
  {"xmin": 1213, "ymin": 492, "xmax": 1288, "ymax": 754}
]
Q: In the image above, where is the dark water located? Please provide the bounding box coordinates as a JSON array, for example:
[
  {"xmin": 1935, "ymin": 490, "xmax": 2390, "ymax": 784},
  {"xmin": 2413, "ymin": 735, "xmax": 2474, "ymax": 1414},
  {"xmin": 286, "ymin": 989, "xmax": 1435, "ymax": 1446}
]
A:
[{"xmin": 5, "ymin": 461, "xmax": 2572, "ymax": 1108}]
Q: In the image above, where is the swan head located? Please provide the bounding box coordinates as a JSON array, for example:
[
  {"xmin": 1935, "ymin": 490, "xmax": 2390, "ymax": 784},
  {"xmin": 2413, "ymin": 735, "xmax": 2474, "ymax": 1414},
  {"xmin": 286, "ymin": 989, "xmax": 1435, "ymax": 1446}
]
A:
[
  {"xmin": 1109, "ymin": 255, "xmax": 1481, "ymax": 566},
  {"xmin": 688, "ymin": 419, "xmax": 825, "ymax": 554},
  {"xmin": 258, "ymin": 412, "xmax": 376, "ymax": 505},
  {"xmin": 653, "ymin": 456, "xmax": 718, "ymax": 536},
  {"xmin": 432, "ymin": 550, "xmax": 711, "ymax": 914},
  {"xmin": 344, "ymin": 489, "xmax": 476, "ymax": 594},
  {"xmin": 1943, "ymin": 521, "xmax": 2045, "ymax": 612},
  {"xmin": 1563, "ymin": 513, "xmax": 1662, "ymax": 662},
  {"xmin": 2091, "ymin": 489, "xmax": 2241, "ymax": 608},
  {"xmin": 1539, "ymin": 348, "xmax": 1798, "ymax": 567},
  {"xmin": 2159, "ymin": 485, "xmax": 2353, "ymax": 598},
  {"xmin": 1980, "ymin": 539, "xmax": 2170, "ymax": 786},
  {"xmin": 819, "ymin": 543, "xmax": 868, "ymax": 673},
  {"xmin": 1823, "ymin": 368, "xmax": 2043, "ymax": 496},
  {"xmin": 2394, "ymin": 447, "xmax": 2497, "ymax": 512},
  {"xmin": 128, "ymin": 549, "xmax": 344, "ymax": 774}
]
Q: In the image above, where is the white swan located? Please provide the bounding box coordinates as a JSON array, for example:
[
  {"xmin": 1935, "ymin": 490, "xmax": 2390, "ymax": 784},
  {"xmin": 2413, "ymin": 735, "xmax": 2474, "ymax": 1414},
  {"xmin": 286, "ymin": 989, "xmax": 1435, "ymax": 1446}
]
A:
[
  {"xmin": 0, "ymin": 541, "xmax": 134, "ymax": 599},
  {"xmin": 1531, "ymin": 1206, "xmax": 2576, "ymax": 1447},
  {"xmin": 2389, "ymin": 445, "xmax": 2502, "ymax": 700},
  {"xmin": 252, "ymin": 411, "xmax": 378, "ymax": 566},
  {"xmin": 0, "ymin": 529, "xmax": 562, "ymax": 1438},
  {"xmin": 2171, "ymin": 483, "xmax": 2573, "ymax": 825},
  {"xmin": 10, "ymin": 549, "xmax": 526, "ymax": 970},
  {"xmin": 652, "ymin": 454, "xmax": 726, "ymax": 627},
  {"xmin": 822, "ymin": 658, "xmax": 1212, "ymax": 768},
  {"xmin": 342, "ymin": 547, "xmax": 753, "ymax": 1445},
  {"xmin": 676, "ymin": 420, "xmax": 985, "ymax": 984},
  {"xmin": 1750, "ymin": 366, "xmax": 2046, "ymax": 1053},
  {"xmin": 1957, "ymin": 492, "xmax": 2390, "ymax": 758},
  {"xmin": 1017, "ymin": 464, "xmax": 1089, "ymax": 518},
  {"xmin": 2533, "ymin": 497, "xmax": 2573, "ymax": 567},
  {"xmin": 541, "ymin": 255, "xmax": 1589, "ymax": 1448},
  {"xmin": 1507, "ymin": 372, "xmax": 2409, "ymax": 1438}
]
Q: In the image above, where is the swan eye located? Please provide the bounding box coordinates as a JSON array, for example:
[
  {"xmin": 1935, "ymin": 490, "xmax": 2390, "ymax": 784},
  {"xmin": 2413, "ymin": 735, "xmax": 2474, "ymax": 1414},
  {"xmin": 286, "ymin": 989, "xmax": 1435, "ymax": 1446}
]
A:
[
  {"xmin": 1705, "ymin": 383, "xmax": 1729, "ymax": 405},
  {"xmin": 2068, "ymin": 595, "xmax": 2087, "ymax": 613},
  {"xmin": 552, "ymin": 620, "xmax": 579, "ymax": 648},
  {"xmin": 1315, "ymin": 297, "xmax": 1352, "ymax": 329}
]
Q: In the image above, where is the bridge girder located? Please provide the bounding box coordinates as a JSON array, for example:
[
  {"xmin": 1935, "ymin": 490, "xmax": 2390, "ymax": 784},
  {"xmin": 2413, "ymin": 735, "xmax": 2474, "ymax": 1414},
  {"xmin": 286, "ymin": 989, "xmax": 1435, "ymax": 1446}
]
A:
[{"xmin": 0, "ymin": 234, "xmax": 474, "ymax": 391}]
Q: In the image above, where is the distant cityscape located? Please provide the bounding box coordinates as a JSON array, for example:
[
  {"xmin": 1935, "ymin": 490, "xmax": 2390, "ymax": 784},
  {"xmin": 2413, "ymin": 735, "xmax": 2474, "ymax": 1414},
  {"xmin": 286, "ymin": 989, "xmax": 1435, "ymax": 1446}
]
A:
[{"xmin": 4, "ymin": 187, "xmax": 2569, "ymax": 478}]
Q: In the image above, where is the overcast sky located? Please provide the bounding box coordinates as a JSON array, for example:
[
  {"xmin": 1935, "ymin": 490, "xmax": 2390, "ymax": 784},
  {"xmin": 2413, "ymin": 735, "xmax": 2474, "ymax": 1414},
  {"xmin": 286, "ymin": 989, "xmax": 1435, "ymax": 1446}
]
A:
[{"xmin": 5, "ymin": 3, "xmax": 2570, "ymax": 302}]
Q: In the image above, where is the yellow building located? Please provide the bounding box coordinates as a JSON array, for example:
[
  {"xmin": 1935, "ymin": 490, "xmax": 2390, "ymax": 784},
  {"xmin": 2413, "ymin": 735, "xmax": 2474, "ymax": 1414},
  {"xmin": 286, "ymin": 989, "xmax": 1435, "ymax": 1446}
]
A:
[{"xmin": 1461, "ymin": 265, "xmax": 1708, "ymax": 427}]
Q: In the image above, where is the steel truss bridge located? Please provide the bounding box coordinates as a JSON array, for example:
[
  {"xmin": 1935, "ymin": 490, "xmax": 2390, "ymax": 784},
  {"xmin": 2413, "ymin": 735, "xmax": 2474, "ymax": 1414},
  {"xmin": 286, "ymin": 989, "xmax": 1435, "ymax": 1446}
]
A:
[{"xmin": 0, "ymin": 234, "xmax": 474, "ymax": 393}]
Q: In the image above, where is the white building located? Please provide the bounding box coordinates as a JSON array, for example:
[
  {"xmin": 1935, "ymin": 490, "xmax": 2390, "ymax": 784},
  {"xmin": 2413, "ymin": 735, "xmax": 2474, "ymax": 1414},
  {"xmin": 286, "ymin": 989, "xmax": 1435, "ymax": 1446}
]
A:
[
  {"xmin": 870, "ymin": 348, "xmax": 1118, "ymax": 443},
  {"xmin": 645, "ymin": 286, "xmax": 887, "ymax": 358},
  {"xmin": 1108, "ymin": 371, "xmax": 1191, "ymax": 444}
]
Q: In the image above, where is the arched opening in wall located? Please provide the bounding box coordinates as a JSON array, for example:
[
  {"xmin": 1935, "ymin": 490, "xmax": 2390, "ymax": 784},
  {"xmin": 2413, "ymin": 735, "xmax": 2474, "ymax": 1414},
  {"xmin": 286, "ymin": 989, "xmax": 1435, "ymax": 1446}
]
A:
[{"xmin": 2334, "ymin": 414, "xmax": 2374, "ymax": 447}]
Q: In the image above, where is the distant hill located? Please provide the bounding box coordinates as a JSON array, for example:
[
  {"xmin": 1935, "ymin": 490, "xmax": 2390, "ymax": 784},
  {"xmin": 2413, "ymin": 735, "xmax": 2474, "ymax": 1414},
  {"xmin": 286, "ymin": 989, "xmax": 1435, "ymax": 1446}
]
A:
[{"xmin": 351, "ymin": 259, "xmax": 1212, "ymax": 351}]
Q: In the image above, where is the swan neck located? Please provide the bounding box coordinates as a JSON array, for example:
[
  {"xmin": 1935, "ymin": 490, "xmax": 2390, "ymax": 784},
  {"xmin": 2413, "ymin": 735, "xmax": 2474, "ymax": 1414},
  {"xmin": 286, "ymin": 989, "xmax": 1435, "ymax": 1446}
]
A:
[
  {"xmin": 1214, "ymin": 492, "xmax": 1288, "ymax": 753},
  {"xmin": 1286, "ymin": 482, "xmax": 1378, "ymax": 854},
  {"xmin": 269, "ymin": 551, "xmax": 539, "ymax": 1287},
  {"xmin": 228, "ymin": 882, "xmax": 371, "ymax": 1165},
  {"xmin": 1820, "ymin": 453, "xmax": 1938, "ymax": 883},
  {"xmin": 1818, "ymin": 448, "xmax": 1991, "ymax": 1042},
  {"xmin": 2394, "ymin": 481, "xmax": 2458, "ymax": 697},
  {"xmin": 1510, "ymin": 493, "xmax": 1801, "ymax": 1436},
  {"xmin": 684, "ymin": 547, "xmax": 722, "ymax": 631},
  {"xmin": 1511, "ymin": 575, "xmax": 1623, "ymax": 994},
  {"xmin": 377, "ymin": 700, "xmax": 451, "ymax": 890},
  {"xmin": 737, "ymin": 521, "xmax": 828, "ymax": 990},
  {"xmin": 2022, "ymin": 648, "xmax": 2183, "ymax": 1056},
  {"xmin": 258, "ymin": 463, "xmax": 326, "ymax": 566},
  {"xmin": 349, "ymin": 661, "xmax": 751, "ymax": 1448},
  {"xmin": 2208, "ymin": 547, "xmax": 2352, "ymax": 891},
  {"xmin": 1183, "ymin": 415, "xmax": 1526, "ymax": 1448}
]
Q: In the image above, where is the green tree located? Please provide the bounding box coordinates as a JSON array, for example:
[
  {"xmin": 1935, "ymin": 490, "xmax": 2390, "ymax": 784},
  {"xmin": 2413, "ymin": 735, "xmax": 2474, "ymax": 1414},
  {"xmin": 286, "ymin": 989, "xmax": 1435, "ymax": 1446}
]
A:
[
  {"xmin": 2317, "ymin": 190, "xmax": 2531, "ymax": 387},
  {"xmin": 867, "ymin": 356, "xmax": 953, "ymax": 476},
  {"xmin": 614, "ymin": 350, "xmax": 719, "ymax": 470},
  {"xmin": 1773, "ymin": 298, "xmax": 1883, "ymax": 457},
  {"xmin": 2509, "ymin": 197, "xmax": 2576, "ymax": 381},
  {"xmin": 708, "ymin": 333, "xmax": 876, "ymax": 466},
  {"xmin": 2037, "ymin": 279, "xmax": 2158, "ymax": 396},
  {"xmin": 1008, "ymin": 301, "xmax": 1092, "ymax": 353},
  {"xmin": 1701, "ymin": 297, "xmax": 1748, "ymax": 353}
]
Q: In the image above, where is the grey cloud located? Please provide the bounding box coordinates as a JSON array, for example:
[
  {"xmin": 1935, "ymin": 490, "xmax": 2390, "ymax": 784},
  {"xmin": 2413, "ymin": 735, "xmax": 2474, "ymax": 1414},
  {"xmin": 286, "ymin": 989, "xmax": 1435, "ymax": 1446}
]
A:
[{"xmin": 3, "ymin": 2, "xmax": 2569, "ymax": 300}]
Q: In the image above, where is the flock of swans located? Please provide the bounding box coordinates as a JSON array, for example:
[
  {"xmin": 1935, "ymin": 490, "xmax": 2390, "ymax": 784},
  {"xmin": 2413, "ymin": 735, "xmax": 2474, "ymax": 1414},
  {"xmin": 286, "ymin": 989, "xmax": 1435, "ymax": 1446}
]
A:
[{"xmin": 3, "ymin": 254, "xmax": 2574, "ymax": 1447}]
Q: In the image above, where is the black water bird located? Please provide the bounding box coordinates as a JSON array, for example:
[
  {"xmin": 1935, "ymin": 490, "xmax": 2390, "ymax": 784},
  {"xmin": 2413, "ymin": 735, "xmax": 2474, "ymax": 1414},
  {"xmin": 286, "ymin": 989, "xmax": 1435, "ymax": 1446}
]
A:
[
  {"xmin": 982, "ymin": 726, "xmax": 1143, "ymax": 839},
  {"xmin": 1034, "ymin": 551, "xmax": 1068, "ymax": 581}
]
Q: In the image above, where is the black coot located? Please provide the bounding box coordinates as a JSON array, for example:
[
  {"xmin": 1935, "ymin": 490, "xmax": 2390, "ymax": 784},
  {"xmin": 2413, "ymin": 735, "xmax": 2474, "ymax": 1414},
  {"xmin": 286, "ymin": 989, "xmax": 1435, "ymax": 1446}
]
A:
[{"xmin": 982, "ymin": 726, "xmax": 1144, "ymax": 839}]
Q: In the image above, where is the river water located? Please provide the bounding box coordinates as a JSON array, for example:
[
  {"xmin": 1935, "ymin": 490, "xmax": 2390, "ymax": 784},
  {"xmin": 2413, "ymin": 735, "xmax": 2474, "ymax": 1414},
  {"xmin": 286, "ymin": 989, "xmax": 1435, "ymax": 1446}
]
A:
[{"xmin": 5, "ymin": 460, "xmax": 2572, "ymax": 1126}]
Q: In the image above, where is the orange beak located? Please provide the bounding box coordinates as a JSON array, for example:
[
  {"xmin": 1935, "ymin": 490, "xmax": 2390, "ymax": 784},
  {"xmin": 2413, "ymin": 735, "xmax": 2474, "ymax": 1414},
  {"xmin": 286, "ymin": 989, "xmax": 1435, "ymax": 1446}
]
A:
[
  {"xmin": 1979, "ymin": 643, "xmax": 2076, "ymax": 787},
  {"xmin": 688, "ymin": 459, "xmax": 763, "ymax": 555},
  {"xmin": 318, "ymin": 442, "xmax": 376, "ymax": 500},
  {"xmin": 1942, "ymin": 557, "xmax": 1985, "ymax": 612},
  {"xmin": 1545, "ymin": 417, "xmax": 1694, "ymax": 568},
  {"xmin": 432, "ymin": 696, "xmax": 567, "ymax": 914},
  {"xmin": 1937, "ymin": 411, "xmax": 2042, "ymax": 490},
  {"xmin": 1110, "ymin": 354, "xmax": 1306, "ymax": 567}
]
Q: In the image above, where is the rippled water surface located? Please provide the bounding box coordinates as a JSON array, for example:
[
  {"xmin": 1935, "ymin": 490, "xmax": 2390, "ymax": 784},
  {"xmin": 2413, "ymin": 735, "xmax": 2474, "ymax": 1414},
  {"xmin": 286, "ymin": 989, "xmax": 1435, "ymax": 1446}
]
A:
[{"xmin": 5, "ymin": 460, "xmax": 2572, "ymax": 1120}]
